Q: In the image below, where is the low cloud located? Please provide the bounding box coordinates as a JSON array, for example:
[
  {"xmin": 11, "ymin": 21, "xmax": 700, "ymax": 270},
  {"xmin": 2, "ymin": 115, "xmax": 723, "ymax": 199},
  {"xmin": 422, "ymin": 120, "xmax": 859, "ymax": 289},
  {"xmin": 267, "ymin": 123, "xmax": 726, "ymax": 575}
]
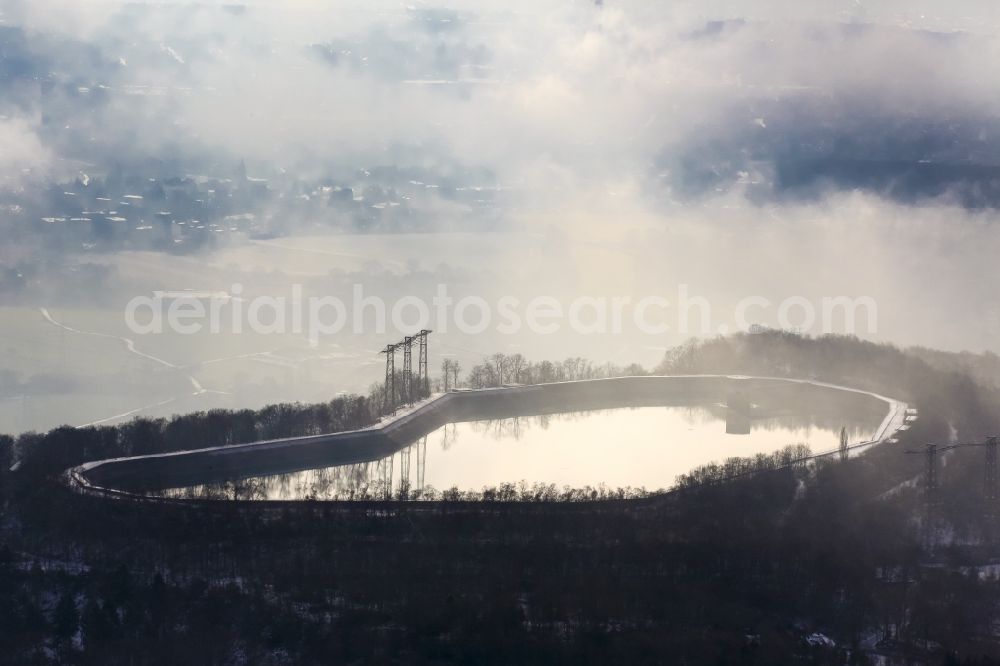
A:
[
  {"xmin": 2, "ymin": 0, "xmax": 1000, "ymax": 356},
  {"xmin": 0, "ymin": 115, "xmax": 52, "ymax": 185}
]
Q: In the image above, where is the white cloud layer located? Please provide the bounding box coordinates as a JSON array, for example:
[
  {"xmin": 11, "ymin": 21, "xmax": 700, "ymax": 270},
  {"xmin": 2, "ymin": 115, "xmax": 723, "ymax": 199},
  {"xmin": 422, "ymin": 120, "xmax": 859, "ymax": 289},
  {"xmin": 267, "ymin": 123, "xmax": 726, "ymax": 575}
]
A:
[{"xmin": 4, "ymin": 0, "xmax": 1000, "ymax": 355}]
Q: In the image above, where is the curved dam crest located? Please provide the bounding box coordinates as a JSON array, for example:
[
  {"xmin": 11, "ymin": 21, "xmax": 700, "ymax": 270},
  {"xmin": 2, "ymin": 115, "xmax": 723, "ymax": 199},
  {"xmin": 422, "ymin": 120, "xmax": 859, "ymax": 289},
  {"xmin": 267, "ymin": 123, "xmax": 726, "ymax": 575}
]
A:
[{"xmin": 67, "ymin": 375, "xmax": 908, "ymax": 500}]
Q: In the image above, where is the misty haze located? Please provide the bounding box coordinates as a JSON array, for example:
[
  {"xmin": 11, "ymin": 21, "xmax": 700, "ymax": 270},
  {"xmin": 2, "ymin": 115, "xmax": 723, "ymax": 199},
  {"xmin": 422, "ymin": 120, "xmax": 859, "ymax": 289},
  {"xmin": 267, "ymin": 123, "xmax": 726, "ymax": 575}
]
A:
[{"xmin": 2, "ymin": 1, "xmax": 1000, "ymax": 664}]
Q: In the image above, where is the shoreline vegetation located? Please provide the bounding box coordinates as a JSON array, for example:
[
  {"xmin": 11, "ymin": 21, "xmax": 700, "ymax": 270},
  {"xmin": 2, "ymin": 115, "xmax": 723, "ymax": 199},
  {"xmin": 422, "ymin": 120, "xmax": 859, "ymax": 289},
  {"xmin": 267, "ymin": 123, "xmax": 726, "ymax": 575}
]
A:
[{"xmin": 143, "ymin": 443, "xmax": 815, "ymax": 503}]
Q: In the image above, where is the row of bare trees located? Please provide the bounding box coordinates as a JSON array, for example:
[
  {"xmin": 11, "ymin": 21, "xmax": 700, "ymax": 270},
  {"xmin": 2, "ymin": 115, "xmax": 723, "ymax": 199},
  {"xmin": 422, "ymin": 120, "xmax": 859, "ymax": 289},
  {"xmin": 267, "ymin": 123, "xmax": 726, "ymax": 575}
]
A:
[
  {"xmin": 447, "ymin": 353, "xmax": 647, "ymax": 390},
  {"xmin": 440, "ymin": 358, "xmax": 461, "ymax": 391}
]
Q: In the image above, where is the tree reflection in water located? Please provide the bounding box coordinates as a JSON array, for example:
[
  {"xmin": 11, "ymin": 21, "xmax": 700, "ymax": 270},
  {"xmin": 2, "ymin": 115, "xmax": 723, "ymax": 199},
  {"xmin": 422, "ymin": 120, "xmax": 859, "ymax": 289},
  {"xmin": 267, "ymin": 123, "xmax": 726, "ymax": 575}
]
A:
[{"xmin": 152, "ymin": 405, "xmax": 877, "ymax": 502}]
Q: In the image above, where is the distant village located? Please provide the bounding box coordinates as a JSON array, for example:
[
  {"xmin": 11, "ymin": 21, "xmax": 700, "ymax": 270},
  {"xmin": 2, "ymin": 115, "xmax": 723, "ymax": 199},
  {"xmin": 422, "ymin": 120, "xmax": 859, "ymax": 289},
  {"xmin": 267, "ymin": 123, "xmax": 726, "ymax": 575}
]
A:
[{"xmin": 3, "ymin": 161, "xmax": 504, "ymax": 254}]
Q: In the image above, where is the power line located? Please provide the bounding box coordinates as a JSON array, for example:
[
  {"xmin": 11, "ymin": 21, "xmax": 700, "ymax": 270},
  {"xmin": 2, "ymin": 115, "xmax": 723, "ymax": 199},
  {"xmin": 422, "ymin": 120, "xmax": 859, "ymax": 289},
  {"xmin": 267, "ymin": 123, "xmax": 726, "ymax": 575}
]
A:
[
  {"xmin": 377, "ymin": 330, "xmax": 432, "ymax": 416},
  {"xmin": 904, "ymin": 437, "xmax": 1000, "ymax": 549}
]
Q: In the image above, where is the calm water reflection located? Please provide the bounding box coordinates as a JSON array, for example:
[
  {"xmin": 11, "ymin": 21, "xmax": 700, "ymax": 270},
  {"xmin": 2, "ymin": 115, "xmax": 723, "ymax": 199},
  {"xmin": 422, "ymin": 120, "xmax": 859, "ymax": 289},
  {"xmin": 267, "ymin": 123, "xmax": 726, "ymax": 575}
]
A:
[{"xmin": 156, "ymin": 405, "xmax": 877, "ymax": 501}]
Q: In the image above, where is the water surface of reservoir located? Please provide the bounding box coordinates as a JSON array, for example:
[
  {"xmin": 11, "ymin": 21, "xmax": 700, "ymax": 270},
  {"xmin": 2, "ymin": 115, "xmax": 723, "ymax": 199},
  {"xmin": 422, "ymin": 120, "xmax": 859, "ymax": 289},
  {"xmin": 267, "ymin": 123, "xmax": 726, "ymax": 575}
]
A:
[{"xmin": 151, "ymin": 404, "xmax": 879, "ymax": 501}]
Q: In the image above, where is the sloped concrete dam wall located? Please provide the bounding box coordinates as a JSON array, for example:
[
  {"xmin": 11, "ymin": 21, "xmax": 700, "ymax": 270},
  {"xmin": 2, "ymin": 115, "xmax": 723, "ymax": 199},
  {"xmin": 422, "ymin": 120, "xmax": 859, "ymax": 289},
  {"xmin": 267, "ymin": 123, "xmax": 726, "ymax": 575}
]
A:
[{"xmin": 71, "ymin": 376, "xmax": 894, "ymax": 496}]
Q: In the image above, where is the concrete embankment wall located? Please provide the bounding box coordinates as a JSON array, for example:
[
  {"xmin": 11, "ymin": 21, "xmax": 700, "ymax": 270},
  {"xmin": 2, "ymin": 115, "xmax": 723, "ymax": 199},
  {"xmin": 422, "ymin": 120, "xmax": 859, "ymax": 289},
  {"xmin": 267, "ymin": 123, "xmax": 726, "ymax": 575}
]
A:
[{"xmin": 74, "ymin": 375, "xmax": 892, "ymax": 495}]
